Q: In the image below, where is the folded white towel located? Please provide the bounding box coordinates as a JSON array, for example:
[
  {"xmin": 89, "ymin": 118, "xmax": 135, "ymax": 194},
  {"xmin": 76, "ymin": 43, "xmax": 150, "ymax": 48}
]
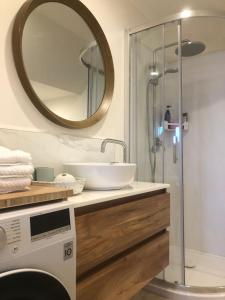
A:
[
  {"xmin": 0, "ymin": 177, "xmax": 31, "ymax": 194},
  {"xmin": 0, "ymin": 164, "xmax": 34, "ymax": 176},
  {"xmin": 0, "ymin": 175, "xmax": 32, "ymax": 179},
  {"xmin": 0, "ymin": 146, "xmax": 32, "ymax": 164}
]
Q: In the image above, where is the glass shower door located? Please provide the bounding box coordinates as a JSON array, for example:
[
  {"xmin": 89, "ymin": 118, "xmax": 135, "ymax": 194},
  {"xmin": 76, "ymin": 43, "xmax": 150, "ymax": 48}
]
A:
[
  {"xmin": 129, "ymin": 20, "xmax": 185, "ymax": 284},
  {"xmin": 163, "ymin": 20, "xmax": 185, "ymax": 285},
  {"xmin": 129, "ymin": 25, "xmax": 165, "ymax": 183}
]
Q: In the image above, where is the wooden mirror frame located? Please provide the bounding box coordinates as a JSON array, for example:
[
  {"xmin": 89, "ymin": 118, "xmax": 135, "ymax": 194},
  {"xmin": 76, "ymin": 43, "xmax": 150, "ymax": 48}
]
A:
[{"xmin": 12, "ymin": 0, "xmax": 114, "ymax": 129}]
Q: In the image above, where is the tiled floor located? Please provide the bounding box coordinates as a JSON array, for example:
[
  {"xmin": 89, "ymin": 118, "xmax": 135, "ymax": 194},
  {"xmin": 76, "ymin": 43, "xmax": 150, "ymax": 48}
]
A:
[{"xmin": 132, "ymin": 290, "xmax": 169, "ymax": 300}]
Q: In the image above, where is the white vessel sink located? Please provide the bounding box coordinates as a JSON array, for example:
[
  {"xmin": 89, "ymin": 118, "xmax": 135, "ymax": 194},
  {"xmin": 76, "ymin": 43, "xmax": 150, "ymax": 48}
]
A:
[{"xmin": 63, "ymin": 162, "xmax": 136, "ymax": 190}]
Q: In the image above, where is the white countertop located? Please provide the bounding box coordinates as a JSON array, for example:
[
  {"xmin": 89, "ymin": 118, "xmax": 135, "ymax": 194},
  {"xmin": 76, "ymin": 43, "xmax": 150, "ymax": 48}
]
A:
[{"xmin": 68, "ymin": 181, "xmax": 169, "ymax": 209}]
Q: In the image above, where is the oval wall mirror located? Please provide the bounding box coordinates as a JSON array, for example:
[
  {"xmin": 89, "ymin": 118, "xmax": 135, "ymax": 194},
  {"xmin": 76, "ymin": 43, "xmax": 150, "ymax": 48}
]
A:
[{"xmin": 12, "ymin": 0, "xmax": 114, "ymax": 128}]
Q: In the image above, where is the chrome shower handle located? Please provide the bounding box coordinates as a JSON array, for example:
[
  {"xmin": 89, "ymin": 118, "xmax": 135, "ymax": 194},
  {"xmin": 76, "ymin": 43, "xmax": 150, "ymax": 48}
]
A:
[{"xmin": 173, "ymin": 136, "xmax": 178, "ymax": 164}]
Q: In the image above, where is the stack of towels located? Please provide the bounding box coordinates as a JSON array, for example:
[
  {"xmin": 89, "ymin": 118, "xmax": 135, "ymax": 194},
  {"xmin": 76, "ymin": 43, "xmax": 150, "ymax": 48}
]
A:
[{"xmin": 0, "ymin": 146, "xmax": 34, "ymax": 194}]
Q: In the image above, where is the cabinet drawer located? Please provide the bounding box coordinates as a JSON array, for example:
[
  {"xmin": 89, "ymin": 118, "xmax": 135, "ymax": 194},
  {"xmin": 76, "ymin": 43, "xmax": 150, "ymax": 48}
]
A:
[
  {"xmin": 76, "ymin": 192, "xmax": 170, "ymax": 277},
  {"xmin": 77, "ymin": 232, "xmax": 169, "ymax": 300}
]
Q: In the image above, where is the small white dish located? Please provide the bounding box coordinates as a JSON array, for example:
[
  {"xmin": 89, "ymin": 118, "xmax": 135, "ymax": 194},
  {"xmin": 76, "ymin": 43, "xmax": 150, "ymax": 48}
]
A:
[
  {"xmin": 32, "ymin": 176, "xmax": 86, "ymax": 195},
  {"xmin": 72, "ymin": 177, "xmax": 86, "ymax": 195}
]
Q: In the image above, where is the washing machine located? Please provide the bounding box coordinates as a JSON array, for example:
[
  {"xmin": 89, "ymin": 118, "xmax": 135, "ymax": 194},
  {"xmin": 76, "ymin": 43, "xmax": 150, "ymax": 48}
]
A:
[{"xmin": 0, "ymin": 200, "xmax": 76, "ymax": 300}]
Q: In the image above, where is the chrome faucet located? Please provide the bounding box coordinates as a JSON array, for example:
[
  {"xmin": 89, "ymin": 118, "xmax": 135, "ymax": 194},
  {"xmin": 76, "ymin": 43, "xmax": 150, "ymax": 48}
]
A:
[{"xmin": 100, "ymin": 138, "xmax": 127, "ymax": 163}]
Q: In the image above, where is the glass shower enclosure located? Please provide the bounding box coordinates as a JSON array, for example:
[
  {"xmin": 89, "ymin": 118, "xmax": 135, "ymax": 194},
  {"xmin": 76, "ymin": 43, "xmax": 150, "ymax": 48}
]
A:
[{"xmin": 129, "ymin": 13, "xmax": 225, "ymax": 289}]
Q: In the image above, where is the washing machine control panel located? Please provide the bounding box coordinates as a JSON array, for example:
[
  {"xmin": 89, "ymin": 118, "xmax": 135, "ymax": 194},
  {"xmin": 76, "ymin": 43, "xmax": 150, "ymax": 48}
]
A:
[
  {"xmin": 0, "ymin": 218, "xmax": 22, "ymax": 259},
  {"xmin": 0, "ymin": 226, "xmax": 7, "ymax": 249},
  {"xmin": 0, "ymin": 219, "xmax": 21, "ymax": 248},
  {"xmin": 0, "ymin": 204, "xmax": 75, "ymax": 262}
]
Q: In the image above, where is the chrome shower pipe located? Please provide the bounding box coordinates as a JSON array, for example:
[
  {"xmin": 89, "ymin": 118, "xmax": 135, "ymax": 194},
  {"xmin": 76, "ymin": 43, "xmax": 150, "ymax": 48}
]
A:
[
  {"xmin": 149, "ymin": 39, "xmax": 189, "ymax": 85},
  {"xmin": 150, "ymin": 39, "xmax": 190, "ymax": 75},
  {"xmin": 153, "ymin": 39, "xmax": 190, "ymax": 54}
]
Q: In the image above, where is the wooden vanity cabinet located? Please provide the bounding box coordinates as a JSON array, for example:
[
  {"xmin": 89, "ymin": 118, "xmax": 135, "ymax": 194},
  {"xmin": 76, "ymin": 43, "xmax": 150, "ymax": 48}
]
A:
[{"xmin": 75, "ymin": 189, "xmax": 170, "ymax": 300}]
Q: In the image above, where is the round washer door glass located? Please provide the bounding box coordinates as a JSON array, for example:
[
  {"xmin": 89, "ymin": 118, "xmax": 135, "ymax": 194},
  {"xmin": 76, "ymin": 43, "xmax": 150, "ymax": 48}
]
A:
[{"xmin": 0, "ymin": 270, "xmax": 71, "ymax": 300}]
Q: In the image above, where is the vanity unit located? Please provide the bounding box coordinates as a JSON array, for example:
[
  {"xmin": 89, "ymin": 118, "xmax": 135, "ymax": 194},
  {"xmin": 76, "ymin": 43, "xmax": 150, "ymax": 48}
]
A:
[{"xmin": 68, "ymin": 182, "xmax": 170, "ymax": 300}]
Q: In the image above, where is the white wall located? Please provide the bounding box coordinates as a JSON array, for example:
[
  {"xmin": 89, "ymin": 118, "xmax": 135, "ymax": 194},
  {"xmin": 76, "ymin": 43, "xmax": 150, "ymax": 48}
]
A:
[
  {"xmin": 163, "ymin": 51, "xmax": 225, "ymax": 257},
  {"xmin": 183, "ymin": 51, "xmax": 225, "ymax": 257},
  {"xmin": 157, "ymin": 50, "xmax": 225, "ymax": 258}
]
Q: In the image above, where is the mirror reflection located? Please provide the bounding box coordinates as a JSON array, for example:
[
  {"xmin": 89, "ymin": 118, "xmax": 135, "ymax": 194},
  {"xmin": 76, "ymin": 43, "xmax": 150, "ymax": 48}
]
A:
[{"xmin": 22, "ymin": 2, "xmax": 105, "ymax": 121}]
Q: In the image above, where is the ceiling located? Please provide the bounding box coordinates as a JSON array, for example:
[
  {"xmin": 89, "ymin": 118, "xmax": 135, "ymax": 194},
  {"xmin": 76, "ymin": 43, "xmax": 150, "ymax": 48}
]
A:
[
  {"xmin": 128, "ymin": 0, "xmax": 225, "ymax": 29},
  {"xmin": 127, "ymin": 0, "xmax": 225, "ymax": 60}
]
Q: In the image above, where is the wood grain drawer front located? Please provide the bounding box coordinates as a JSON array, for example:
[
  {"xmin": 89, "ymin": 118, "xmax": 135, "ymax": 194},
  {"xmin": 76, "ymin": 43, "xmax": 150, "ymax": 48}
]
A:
[
  {"xmin": 77, "ymin": 232, "xmax": 169, "ymax": 300},
  {"xmin": 76, "ymin": 192, "xmax": 170, "ymax": 278}
]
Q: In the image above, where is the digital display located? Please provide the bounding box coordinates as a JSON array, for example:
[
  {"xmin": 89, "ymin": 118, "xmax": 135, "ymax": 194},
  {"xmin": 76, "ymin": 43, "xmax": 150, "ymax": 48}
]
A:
[{"xmin": 30, "ymin": 209, "xmax": 71, "ymax": 240}]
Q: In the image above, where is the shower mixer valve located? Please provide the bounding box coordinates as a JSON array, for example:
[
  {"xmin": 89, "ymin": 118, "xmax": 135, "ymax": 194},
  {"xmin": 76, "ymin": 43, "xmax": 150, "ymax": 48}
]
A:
[{"xmin": 151, "ymin": 137, "xmax": 163, "ymax": 153}]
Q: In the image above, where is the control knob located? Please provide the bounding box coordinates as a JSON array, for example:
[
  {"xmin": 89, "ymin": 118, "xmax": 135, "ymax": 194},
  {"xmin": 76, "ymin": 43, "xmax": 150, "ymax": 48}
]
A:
[{"xmin": 0, "ymin": 226, "xmax": 7, "ymax": 249}]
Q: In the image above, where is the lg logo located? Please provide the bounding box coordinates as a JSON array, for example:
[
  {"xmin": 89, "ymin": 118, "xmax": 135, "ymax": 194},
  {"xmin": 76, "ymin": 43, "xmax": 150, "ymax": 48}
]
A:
[{"xmin": 64, "ymin": 241, "xmax": 73, "ymax": 260}]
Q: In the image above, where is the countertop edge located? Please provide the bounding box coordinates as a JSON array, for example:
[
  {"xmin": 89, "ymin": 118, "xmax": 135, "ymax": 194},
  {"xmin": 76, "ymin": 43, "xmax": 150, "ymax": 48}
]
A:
[{"xmin": 68, "ymin": 182, "xmax": 170, "ymax": 209}]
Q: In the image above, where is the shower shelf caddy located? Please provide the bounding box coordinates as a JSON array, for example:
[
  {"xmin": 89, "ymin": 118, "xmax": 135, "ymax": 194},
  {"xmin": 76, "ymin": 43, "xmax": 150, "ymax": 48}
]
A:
[{"xmin": 164, "ymin": 121, "xmax": 189, "ymax": 131}]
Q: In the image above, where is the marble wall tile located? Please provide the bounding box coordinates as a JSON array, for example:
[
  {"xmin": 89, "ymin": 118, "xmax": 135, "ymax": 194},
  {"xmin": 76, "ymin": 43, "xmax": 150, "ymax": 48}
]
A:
[{"xmin": 0, "ymin": 128, "xmax": 116, "ymax": 175}]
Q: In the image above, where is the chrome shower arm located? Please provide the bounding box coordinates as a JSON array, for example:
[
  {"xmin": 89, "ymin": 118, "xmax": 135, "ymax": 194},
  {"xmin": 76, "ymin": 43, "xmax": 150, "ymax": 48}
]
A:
[{"xmin": 153, "ymin": 39, "xmax": 190, "ymax": 54}]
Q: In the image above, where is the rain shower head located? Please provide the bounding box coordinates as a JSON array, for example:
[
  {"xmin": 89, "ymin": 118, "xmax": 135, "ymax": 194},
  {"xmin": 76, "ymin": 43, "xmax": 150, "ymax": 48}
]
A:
[{"xmin": 175, "ymin": 41, "xmax": 206, "ymax": 57}]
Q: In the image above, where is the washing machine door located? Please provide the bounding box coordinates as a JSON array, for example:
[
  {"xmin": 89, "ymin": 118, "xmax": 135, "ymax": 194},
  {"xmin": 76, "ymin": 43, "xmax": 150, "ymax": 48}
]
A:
[{"xmin": 0, "ymin": 269, "xmax": 71, "ymax": 300}]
